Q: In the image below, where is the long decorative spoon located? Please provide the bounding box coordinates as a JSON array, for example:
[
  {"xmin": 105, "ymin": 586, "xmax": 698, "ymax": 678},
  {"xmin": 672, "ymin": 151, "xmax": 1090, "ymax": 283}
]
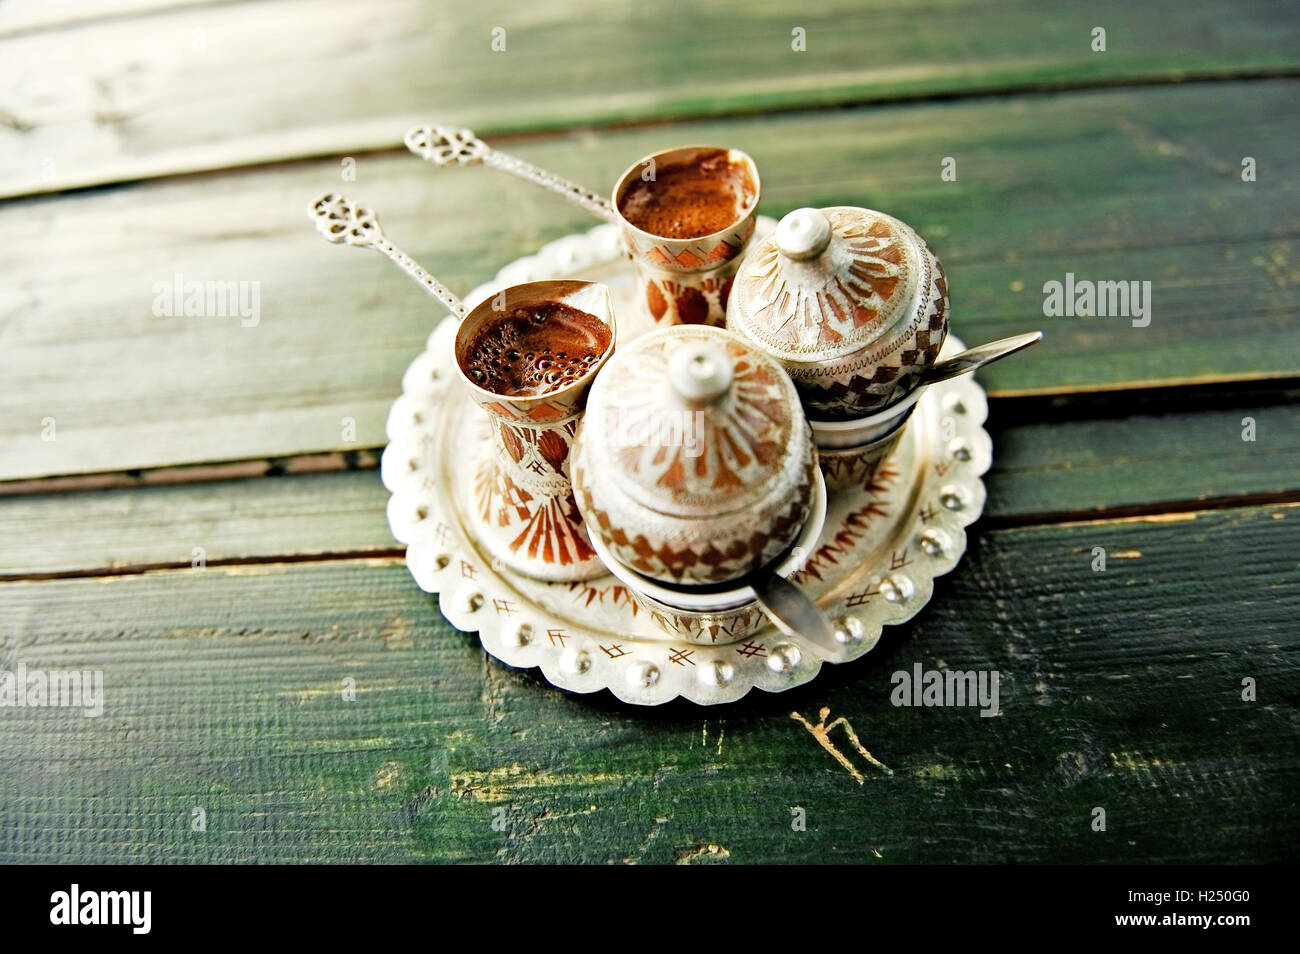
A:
[
  {"xmin": 918, "ymin": 330, "xmax": 1044, "ymax": 389},
  {"xmin": 404, "ymin": 125, "xmax": 618, "ymax": 224},
  {"xmin": 307, "ymin": 192, "xmax": 468, "ymax": 318}
]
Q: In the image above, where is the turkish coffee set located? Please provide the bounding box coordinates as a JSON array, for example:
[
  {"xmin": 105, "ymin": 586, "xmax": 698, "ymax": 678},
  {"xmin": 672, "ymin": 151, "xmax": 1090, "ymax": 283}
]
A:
[{"xmin": 308, "ymin": 126, "xmax": 1041, "ymax": 705}]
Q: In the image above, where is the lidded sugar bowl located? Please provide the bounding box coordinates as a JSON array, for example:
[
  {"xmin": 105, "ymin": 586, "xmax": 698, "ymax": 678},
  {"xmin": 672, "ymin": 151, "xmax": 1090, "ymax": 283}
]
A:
[
  {"xmin": 570, "ymin": 325, "xmax": 818, "ymax": 587},
  {"xmin": 726, "ymin": 206, "xmax": 949, "ymax": 420}
]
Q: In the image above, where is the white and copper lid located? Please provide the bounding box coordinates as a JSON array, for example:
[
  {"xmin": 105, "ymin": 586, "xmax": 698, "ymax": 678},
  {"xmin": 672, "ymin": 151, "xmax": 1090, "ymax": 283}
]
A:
[
  {"xmin": 726, "ymin": 206, "xmax": 950, "ymax": 418},
  {"xmin": 572, "ymin": 325, "xmax": 817, "ymax": 586}
]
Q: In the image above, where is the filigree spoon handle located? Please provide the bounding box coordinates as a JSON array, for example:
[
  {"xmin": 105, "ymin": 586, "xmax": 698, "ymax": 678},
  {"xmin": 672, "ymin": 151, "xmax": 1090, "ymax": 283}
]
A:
[
  {"xmin": 307, "ymin": 192, "xmax": 468, "ymax": 318},
  {"xmin": 405, "ymin": 124, "xmax": 618, "ymax": 224}
]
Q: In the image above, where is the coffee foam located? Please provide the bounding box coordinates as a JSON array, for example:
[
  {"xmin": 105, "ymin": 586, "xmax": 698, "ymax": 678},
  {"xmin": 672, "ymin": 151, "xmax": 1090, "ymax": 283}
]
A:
[
  {"xmin": 618, "ymin": 149, "xmax": 755, "ymax": 240},
  {"xmin": 462, "ymin": 302, "xmax": 611, "ymax": 398}
]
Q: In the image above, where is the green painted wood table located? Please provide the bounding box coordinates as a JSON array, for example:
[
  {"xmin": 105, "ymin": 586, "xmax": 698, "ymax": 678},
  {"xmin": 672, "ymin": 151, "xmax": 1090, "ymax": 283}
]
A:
[{"xmin": 1, "ymin": 0, "xmax": 1297, "ymax": 864}]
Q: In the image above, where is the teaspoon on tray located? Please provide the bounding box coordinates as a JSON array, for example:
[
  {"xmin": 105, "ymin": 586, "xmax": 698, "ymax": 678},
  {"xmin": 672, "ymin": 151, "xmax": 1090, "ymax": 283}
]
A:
[
  {"xmin": 917, "ymin": 331, "xmax": 1044, "ymax": 389},
  {"xmin": 405, "ymin": 125, "xmax": 618, "ymax": 224},
  {"xmin": 307, "ymin": 191, "xmax": 470, "ymax": 317}
]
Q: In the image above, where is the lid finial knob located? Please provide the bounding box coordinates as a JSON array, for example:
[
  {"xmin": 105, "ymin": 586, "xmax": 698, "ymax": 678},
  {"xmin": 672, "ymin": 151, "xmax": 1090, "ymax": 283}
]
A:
[
  {"xmin": 775, "ymin": 208, "xmax": 832, "ymax": 261},
  {"xmin": 668, "ymin": 342, "xmax": 733, "ymax": 406}
]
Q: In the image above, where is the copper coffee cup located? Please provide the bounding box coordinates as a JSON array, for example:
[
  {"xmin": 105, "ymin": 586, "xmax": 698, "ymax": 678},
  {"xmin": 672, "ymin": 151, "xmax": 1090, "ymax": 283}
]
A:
[
  {"xmin": 612, "ymin": 146, "xmax": 761, "ymax": 328},
  {"xmin": 406, "ymin": 129, "xmax": 761, "ymax": 329},
  {"xmin": 453, "ymin": 280, "xmax": 616, "ymax": 582}
]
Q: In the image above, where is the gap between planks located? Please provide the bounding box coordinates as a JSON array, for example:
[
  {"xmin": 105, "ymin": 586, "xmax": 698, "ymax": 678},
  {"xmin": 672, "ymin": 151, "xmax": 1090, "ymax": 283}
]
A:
[
  {"xmin": 0, "ymin": 449, "xmax": 381, "ymax": 497},
  {"xmin": 0, "ymin": 549, "xmax": 407, "ymax": 583},
  {"xmin": 4, "ymin": 375, "xmax": 1296, "ymax": 498},
  {"xmin": 2, "ymin": 498, "xmax": 1296, "ymax": 585}
]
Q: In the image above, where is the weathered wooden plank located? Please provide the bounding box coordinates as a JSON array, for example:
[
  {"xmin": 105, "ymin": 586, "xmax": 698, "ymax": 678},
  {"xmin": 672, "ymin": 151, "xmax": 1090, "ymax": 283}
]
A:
[
  {"xmin": 2, "ymin": 403, "xmax": 1297, "ymax": 577},
  {"xmin": 0, "ymin": 0, "xmax": 224, "ymax": 37},
  {"xmin": 0, "ymin": 470, "xmax": 394, "ymax": 578},
  {"xmin": 0, "ymin": 503, "xmax": 1294, "ymax": 863},
  {"xmin": 983, "ymin": 402, "xmax": 1300, "ymax": 521},
  {"xmin": 3, "ymin": 81, "xmax": 1297, "ymax": 481},
  {"xmin": 2, "ymin": 0, "xmax": 1298, "ymax": 196}
]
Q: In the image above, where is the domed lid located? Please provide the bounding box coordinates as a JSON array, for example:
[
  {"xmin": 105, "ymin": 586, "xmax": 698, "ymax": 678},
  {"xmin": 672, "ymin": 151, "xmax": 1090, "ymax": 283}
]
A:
[
  {"xmin": 573, "ymin": 326, "xmax": 816, "ymax": 585},
  {"xmin": 728, "ymin": 206, "xmax": 927, "ymax": 364},
  {"xmin": 582, "ymin": 325, "xmax": 806, "ymax": 517}
]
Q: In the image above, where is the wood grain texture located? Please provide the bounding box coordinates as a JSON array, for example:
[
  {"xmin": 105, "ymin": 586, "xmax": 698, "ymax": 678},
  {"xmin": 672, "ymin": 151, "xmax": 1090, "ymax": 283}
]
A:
[
  {"xmin": 2, "ymin": 402, "xmax": 1297, "ymax": 577},
  {"xmin": 3, "ymin": 0, "xmax": 1298, "ymax": 196},
  {"xmin": 982, "ymin": 403, "xmax": 1300, "ymax": 521},
  {"xmin": 3, "ymin": 81, "xmax": 1297, "ymax": 481},
  {"xmin": 0, "ymin": 470, "xmax": 394, "ymax": 578},
  {"xmin": 4, "ymin": 0, "xmax": 1295, "ymax": 872},
  {"xmin": 0, "ymin": 0, "xmax": 227, "ymax": 37},
  {"xmin": 0, "ymin": 503, "xmax": 1294, "ymax": 863}
]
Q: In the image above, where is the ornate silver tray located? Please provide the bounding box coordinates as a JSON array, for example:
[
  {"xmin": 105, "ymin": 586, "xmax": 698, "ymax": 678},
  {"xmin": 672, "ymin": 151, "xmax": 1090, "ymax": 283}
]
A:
[{"xmin": 381, "ymin": 220, "xmax": 990, "ymax": 705}]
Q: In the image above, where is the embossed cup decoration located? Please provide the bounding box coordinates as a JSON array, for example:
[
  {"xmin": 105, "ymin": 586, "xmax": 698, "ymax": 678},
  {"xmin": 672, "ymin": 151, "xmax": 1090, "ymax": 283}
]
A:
[
  {"xmin": 306, "ymin": 192, "xmax": 616, "ymax": 582},
  {"xmin": 612, "ymin": 146, "xmax": 761, "ymax": 328},
  {"xmin": 727, "ymin": 206, "xmax": 949, "ymax": 419},
  {"xmin": 571, "ymin": 325, "xmax": 823, "ymax": 644},
  {"xmin": 454, "ymin": 281, "xmax": 616, "ymax": 582},
  {"xmin": 810, "ymin": 393, "xmax": 920, "ymax": 491}
]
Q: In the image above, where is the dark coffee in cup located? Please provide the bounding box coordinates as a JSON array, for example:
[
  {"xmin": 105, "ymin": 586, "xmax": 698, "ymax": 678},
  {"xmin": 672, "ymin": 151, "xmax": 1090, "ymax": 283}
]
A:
[
  {"xmin": 617, "ymin": 148, "xmax": 757, "ymax": 239},
  {"xmin": 461, "ymin": 302, "xmax": 613, "ymax": 397}
]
